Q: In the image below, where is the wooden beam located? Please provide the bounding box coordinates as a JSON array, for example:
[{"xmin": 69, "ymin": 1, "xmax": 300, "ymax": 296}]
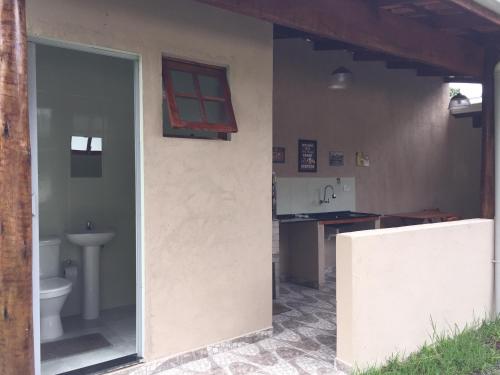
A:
[
  {"xmin": 195, "ymin": 0, "xmax": 485, "ymax": 76},
  {"xmin": 480, "ymin": 49, "xmax": 497, "ymax": 219},
  {"xmin": 386, "ymin": 61, "xmax": 420, "ymax": 70},
  {"xmin": 352, "ymin": 51, "xmax": 389, "ymax": 62},
  {"xmin": 313, "ymin": 40, "xmax": 353, "ymax": 51},
  {"xmin": 433, "ymin": 13, "xmax": 494, "ymax": 30},
  {"xmin": 416, "ymin": 67, "xmax": 452, "ymax": 77},
  {"xmin": 448, "ymin": 0, "xmax": 500, "ymax": 28},
  {"xmin": 273, "ymin": 24, "xmax": 308, "ymax": 39},
  {"xmin": 0, "ymin": 0, "xmax": 33, "ymax": 374},
  {"xmin": 443, "ymin": 76, "xmax": 482, "ymax": 83}
]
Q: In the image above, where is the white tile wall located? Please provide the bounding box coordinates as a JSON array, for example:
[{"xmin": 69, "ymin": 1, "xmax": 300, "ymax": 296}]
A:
[
  {"xmin": 272, "ymin": 220, "xmax": 279, "ymax": 255},
  {"xmin": 276, "ymin": 177, "xmax": 356, "ymax": 215}
]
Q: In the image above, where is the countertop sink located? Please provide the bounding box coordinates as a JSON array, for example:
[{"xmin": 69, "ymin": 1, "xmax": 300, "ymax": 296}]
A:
[{"xmin": 277, "ymin": 211, "xmax": 380, "ymax": 222}]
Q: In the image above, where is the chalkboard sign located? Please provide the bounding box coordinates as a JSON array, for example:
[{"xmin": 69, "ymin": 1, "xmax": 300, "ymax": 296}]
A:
[{"xmin": 298, "ymin": 139, "xmax": 317, "ymax": 172}]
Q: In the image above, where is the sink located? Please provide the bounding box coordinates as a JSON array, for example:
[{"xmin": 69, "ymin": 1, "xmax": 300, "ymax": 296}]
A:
[
  {"xmin": 66, "ymin": 231, "xmax": 115, "ymax": 320},
  {"xmin": 66, "ymin": 231, "xmax": 114, "ymax": 247},
  {"xmin": 277, "ymin": 211, "xmax": 380, "ymax": 222}
]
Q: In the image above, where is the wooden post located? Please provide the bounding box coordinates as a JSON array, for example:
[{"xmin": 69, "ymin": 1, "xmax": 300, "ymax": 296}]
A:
[
  {"xmin": 480, "ymin": 50, "xmax": 496, "ymax": 219},
  {"xmin": 0, "ymin": 1, "xmax": 34, "ymax": 374}
]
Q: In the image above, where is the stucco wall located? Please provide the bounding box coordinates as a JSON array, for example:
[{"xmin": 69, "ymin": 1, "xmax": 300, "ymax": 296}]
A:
[
  {"xmin": 273, "ymin": 39, "xmax": 481, "ymax": 218},
  {"xmin": 27, "ymin": 0, "xmax": 273, "ymax": 360},
  {"xmin": 336, "ymin": 219, "xmax": 494, "ymax": 368}
]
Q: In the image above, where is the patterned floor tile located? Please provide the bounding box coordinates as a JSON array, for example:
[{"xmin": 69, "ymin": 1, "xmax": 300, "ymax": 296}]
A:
[{"xmin": 155, "ymin": 268, "xmax": 342, "ymax": 375}]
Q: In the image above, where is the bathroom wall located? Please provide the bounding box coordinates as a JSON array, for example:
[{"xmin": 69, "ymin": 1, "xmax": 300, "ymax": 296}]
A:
[
  {"xmin": 28, "ymin": 0, "xmax": 273, "ymax": 361},
  {"xmin": 273, "ymin": 39, "xmax": 482, "ymax": 219},
  {"xmin": 36, "ymin": 45, "xmax": 136, "ymax": 316}
]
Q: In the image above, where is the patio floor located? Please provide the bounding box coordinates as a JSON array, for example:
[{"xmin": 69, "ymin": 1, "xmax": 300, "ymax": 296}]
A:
[{"xmin": 157, "ymin": 269, "xmax": 345, "ymax": 374}]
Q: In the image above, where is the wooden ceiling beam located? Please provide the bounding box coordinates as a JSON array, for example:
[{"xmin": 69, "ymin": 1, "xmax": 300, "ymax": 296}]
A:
[
  {"xmin": 273, "ymin": 24, "xmax": 311, "ymax": 39},
  {"xmin": 352, "ymin": 51, "xmax": 389, "ymax": 61},
  {"xmin": 416, "ymin": 67, "xmax": 453, "ymax": 76},
  {"xmin": 195, "ymin": 0, "xmax": 485, "ymax": 77},
  {"xmin": 443, "ymin": 76, "xmax": 481, "ymax": 83},
  {"xmin": 313, "ymin": 40, "xmax": 354, "ymax": 51},
  {"xmin": 447, "ymin": 0, "xmax": 500, "ymax": 27},
  {"xmin": 386, "ymin": 61, "xmax": 421, "ymax": 70},
  {"xmin": 433, "ymin": 13, "xmax": 494, "ymax": 30}
]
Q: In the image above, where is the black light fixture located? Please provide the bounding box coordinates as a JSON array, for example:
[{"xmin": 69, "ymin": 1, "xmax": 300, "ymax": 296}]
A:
[{"xmin": 448, "ymin": 93, "xmax": 471, "ymax": 110}]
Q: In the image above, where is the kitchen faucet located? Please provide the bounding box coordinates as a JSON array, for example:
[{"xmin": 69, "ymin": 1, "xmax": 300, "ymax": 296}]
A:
[
  {"xmin": 86, "ymin": 221, "xmax": 93, "ymax": 231},
  {"xmin": 320, "ymin": 184, "xmax": 336, "ymax": 204}
]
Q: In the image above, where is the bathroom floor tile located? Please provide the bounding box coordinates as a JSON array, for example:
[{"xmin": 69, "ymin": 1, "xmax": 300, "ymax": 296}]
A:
[{"xmin": 41, "ymin": 305, "xmax": 137, "ymax": 375}]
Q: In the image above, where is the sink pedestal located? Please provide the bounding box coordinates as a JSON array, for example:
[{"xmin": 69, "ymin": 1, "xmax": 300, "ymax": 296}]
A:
[
  {"xmin": 66, "ymin": 231, "xmax": 114, "ymax": 320},
  {"xmin": 82, "ymin": 245, "xmax": 100, "ymax": 319}
]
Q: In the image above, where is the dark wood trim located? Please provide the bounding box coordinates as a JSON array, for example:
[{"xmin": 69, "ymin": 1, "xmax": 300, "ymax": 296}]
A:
[
  {"xmin": 313, "ymin": 40, "xmax": 353, "ymax": 51},
  {"xmin": 164, "ymin": 57, "xmax": 227, "ymax": 75},
  {"xmin": 162, "ymin": 57, "xmax": 238, "ymax": 133},
  {"xmin": 352, "ymin": 51, "xmax": 388, "ymax": 62},
  {"xmin": 0, "ymin": 0, "xmax": 34, "ymax": 374},
  {"xmin": 386, "ymin": 61, "xmax": 420, "ymax": 70},
  {"xmin": 195, "ymin": 0, "xmax": 485, "ymax": 77},
  {"xmin": 443, "ymin": 76, "xmax": 481, "ymax": 83},
  {"xmin": 480, "ymin": 49, "xmax": 497, "ymax": 219},
  {"xmin": 448, "ymin": 0, "xmax": 500, "ymax": 28}
]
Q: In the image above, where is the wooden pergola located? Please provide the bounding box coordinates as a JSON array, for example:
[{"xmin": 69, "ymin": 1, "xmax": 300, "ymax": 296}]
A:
[{"xmin": 0, "ymin": 1, "xmax": 499, "ymax": 373}]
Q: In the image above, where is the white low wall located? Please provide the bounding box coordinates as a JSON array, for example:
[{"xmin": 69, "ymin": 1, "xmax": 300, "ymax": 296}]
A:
[{"xmin": 336, "ymin": 219, "xmax": 494, "ymax": 369}]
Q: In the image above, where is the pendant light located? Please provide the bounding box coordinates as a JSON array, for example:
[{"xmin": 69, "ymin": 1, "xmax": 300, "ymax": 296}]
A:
[
  {"xmin": 328, "ymin": 67, "xmax": 353, "ymax": 90},
  {"xmin": 448, "ymin": 93, "xmax": 471, "ymax": 110}
]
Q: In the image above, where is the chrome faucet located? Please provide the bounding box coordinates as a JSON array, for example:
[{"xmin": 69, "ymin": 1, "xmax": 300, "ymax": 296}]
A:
[
  {"xmin": 320, "ymin": 185, "xmax": 336, "ymax": 204},
  {"xmin": 86, "ymin": 221, "xmax": 93, "ymax": 231}
]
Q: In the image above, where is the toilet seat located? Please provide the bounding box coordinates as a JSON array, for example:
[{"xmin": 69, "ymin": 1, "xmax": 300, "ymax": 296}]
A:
[{"xmin": 40, "ymin": 277, "xmax": 72, "ymax": 299}]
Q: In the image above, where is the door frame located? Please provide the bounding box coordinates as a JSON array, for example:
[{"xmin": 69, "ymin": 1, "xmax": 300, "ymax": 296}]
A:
[{"xmin": 28, "ymin": 37, "xmax": 144, "ymax": 374}]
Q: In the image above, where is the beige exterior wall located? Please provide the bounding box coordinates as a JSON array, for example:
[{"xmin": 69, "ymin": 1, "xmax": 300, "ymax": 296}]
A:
[
  {"xmin": 273, "ymin": 39, "xmax": 481, "ymax": 218},
  {"xmin": 27, "ymin": 0, "xmax": 273, "ymax": 361},
  {"xmin": 336, "ymin": 219, "xmax": 494, "ymax": 368}
]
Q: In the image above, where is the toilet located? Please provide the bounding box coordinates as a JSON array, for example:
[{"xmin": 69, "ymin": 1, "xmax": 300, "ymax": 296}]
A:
[{"xmin": 40, "ymin": 237, "xmax": 72, "ymax": 342}]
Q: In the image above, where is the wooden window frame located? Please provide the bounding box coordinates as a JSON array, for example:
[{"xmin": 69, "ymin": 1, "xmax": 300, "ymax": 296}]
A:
[{"xmin": 162, "ymin": 58, "xmax": 238, "ymax": 133}]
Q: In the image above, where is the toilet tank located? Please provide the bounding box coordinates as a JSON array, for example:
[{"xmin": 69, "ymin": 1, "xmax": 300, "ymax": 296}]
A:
[{"xmin": 39, "ymin": 236, "xmax": 61, "ymax": 279}]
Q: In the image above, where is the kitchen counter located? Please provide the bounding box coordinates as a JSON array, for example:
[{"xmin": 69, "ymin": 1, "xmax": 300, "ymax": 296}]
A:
[
  {"xmin": 278, "ymin": 211, "xmax": 380, "ymax": 225},
  {"xmin": 278, "ymin": 211, "xmax": 380, "ymax": 289}
]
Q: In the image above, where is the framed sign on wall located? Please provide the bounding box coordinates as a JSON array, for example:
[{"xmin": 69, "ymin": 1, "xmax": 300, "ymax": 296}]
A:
[
  {"xmin": 298, "ymin": 139, "xmax": 317, "ymax": 172},
  {"xmin": 329, "ymin": 151, "xmax": 344, "ymax": 167},
  {"xmin": 273, "ymin": 146, "xmax": 286, "ymax": 163}
]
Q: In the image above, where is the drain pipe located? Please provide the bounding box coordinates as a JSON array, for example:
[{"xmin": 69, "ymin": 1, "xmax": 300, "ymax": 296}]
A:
[{"xmin": 495, "ymin": 61, "xmax": 500, "ymax": 315}]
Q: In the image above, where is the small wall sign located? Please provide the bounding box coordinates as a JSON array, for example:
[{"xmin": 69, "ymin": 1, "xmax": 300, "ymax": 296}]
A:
[
  {"xmin": 356, "ymin": 152, "xmax": 370, "ymax": 167},
  {"xmin": 298, "ymin": 139, "xmax": 317, "ymax": 172},
  {"xmin": 273, "ymin": 146, "xmax": 286, "ymax": 164},
  {"xmin": 329, "ymin": 151, "xmax": 344, "ymax": 167}
]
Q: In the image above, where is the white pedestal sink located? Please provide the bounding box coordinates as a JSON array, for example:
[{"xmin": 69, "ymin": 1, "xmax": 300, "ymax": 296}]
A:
[{"xmin": 66, "ymin": 231, "xmax": 115, "ymax": 320}]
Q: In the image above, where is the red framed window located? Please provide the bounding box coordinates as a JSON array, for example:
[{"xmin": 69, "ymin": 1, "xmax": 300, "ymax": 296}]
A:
[{"xmin": 162, "ymin": 58, "xmax": 238, "ymax": 134}]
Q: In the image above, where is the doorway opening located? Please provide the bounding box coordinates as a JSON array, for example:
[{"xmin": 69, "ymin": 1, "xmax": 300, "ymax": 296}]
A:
[{"xmin": 29, "ymin": 41, "xmax": 143, "ymax": 375}]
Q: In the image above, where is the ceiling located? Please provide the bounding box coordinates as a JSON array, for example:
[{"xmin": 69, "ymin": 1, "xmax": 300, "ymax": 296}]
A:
[
  {"xmin": 378, "ymin": 0, "xmax": 500, "ymax": 46},
  {"xmin": 274, "ymin": 0, "xmax": 500, "ymax": 82}
]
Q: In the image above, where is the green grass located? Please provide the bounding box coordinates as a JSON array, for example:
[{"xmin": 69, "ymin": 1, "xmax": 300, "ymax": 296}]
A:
[{"xmin": 356, "ymin": 318, "xmax": 500, "ymax": 375}]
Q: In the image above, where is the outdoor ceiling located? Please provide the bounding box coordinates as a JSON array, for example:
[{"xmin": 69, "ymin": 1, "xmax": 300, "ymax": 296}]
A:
[
  {"xmin": 197, "ymin": 0, "xmax": 500, "ymax": 80},
  {"xmin": 377, "ymin": 0, "xmax": 500, "ymax": 50},
  {"xmin": 273, "ymin": 0, "xmax": 500, "ymax": 82}
]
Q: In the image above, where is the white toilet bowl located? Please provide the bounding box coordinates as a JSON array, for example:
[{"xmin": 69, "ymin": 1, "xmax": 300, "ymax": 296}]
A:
[
  {"xmin": 39, "ymin": 236, "xmax": 74, "ymax": 342},
  {"xmin": 40, "ymin": 277, "xmax": 72, "ymax": 342}
]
